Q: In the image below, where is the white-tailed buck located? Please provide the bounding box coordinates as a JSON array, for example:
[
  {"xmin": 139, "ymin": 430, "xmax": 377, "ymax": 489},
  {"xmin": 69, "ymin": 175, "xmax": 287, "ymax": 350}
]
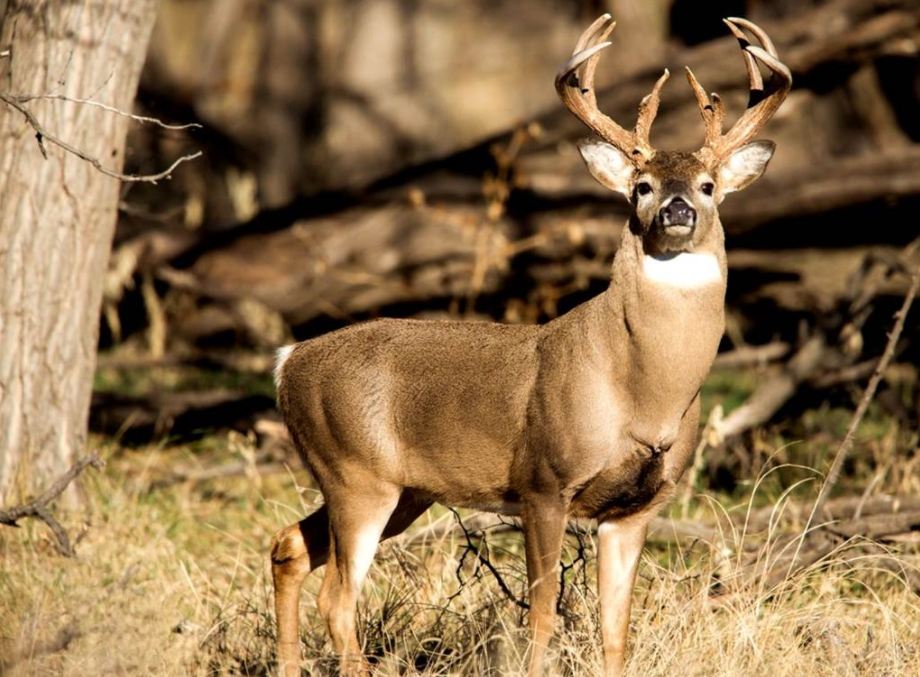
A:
[{"xmin": 270, "ymin": 14, "xmax": 790, "ymax": 677}]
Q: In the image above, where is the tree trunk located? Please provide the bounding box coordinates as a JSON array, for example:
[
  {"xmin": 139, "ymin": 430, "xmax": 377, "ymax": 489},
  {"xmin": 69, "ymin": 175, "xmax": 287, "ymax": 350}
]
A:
[{"xmin": 0, "ymin": 0, "xmax": 159, "ymax": 502}]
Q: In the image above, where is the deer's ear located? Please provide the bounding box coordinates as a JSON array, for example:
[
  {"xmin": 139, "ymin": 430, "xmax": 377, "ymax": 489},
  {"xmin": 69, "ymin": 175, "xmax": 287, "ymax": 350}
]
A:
[
  {"xmin": 577, "ymin": 139, "xmax": 635, "ymax": 197},
  {"xmin": 719, "ymin": 141, "xmax": 775, "ymax": 195}
]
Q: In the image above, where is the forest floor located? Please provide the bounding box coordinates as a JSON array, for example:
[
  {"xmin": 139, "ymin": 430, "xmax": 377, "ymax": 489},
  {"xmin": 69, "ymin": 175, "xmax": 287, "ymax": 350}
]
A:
[{"xmin": 2, "ymin": 367, "xmax": 919, "ymax": 677}]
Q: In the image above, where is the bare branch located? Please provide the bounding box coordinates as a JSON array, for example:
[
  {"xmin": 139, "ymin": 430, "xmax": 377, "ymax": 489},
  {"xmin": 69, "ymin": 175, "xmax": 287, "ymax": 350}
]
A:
[
  {"xmin": 810, "ymin": 262, "xmax": 920, "ymax": 518},
  {"xmin": 16, "ymin": 93, "xmax": 202, "ymax": 131},
  {"xmin": 0, "ymin": 455, "xmax": 104, "ymax": 557},
  {"xmin": 758, "ymin": 262, "xmax": 920, "ymax": 586},
  {"xmin": 448, "ymin": 508, "xmax": 530, "ymax": 611},
  {"xmin": 0, "ymin": 91, "xmax": 202, "ymax": 184}
]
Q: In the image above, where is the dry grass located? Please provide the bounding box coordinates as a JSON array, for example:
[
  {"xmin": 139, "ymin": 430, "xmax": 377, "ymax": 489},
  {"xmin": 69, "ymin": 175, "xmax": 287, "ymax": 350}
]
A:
[{"xmin": 2, "ymin": 435, "xmax": 919, "ymax": 677}]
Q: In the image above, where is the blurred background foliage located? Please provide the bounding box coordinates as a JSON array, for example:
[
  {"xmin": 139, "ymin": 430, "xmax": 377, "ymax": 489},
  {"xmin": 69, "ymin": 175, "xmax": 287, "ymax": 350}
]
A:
[
  {"xmin": 3, "ymin": 2, "xmax": 920, "ymax": 674},
  {"xmin": 94, "ymin": 0, "xmax": 920, "ymax": 484}
]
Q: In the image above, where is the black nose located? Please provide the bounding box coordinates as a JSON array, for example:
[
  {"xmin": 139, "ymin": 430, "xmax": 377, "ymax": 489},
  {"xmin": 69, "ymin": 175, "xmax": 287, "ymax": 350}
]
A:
[{"xmin": 659, "ymin": 198, "xmax": 696, "ymax": 227}]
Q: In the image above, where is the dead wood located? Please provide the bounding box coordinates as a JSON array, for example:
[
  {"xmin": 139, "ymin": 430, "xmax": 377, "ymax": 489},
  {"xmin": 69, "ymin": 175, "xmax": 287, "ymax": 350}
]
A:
[
  {"xmin": 716, "ymin": 335, "xmax": 826, "ymax": 440},
  {"xmin": 734, "ymin": 491, "xmax": 920, "ymax": 591},
  {"xmin": 809, "ymin": 263, "xmax": 920, "ymax": 518},
  {"xmin": 743, "ymin": 494, "xmax": 920, "ymax": 533},
  {"xmin": 90, "ymin": 390, "xmax": 275, "ymax": 444},
  {"xmin": 0, "ymin": 91, "xmax": 201, "ymax": 184},
  {"xmin": 712, "ymin": 342, "xmax": 791, "ymax": 370},
  {"xmin": 96, "ymin": 349, "xmax": 275, "ymax": 374},
  {"xmin": 873, "ymin": 555, "xmax": 920, "ymax": 595},
  {"xmin": 714, "ymin": 246, "xmax": 919, "ymax": 441},
  {"xmin": 826, "ymin": 510, "xmax": 920, "ymax": 540},
  {"xmin": 731, "ymin": 258, "xmax": 920, "ymax": 586},
  {"xmin": 750, "ymin": 513, "xmax": 920, "ymax": 592},
  {"xmin": 0, "ymin": 456, "xmax": 104, "ymax": 557}
]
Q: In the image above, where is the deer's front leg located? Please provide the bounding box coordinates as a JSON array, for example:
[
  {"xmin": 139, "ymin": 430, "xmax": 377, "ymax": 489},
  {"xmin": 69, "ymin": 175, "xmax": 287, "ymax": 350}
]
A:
[
  {"xmin": 597, "ymin": 517, "xmax": 648, "ymax": 677},
  {"xmin": 522, "ymin": 496, "xmax": 567, "ymax": 677}
]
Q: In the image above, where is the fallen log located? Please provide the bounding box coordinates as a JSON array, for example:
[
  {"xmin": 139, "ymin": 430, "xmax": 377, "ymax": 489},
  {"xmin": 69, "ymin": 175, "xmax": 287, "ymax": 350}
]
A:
[
  {"xmin": 742, "ymin": 494, "xmax": 920, "ymax": 533},
  {"xmin": 90, "ymin": 389, "xmax": 275, "ymax": 444}
]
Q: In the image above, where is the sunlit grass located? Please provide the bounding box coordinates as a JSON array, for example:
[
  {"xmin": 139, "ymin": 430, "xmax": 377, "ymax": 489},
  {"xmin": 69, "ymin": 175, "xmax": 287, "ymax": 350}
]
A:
[
  {"xmin": 94, "ymin": 361, "xmax": 276, "ymax": 399},
  {"xmin": 4, "ymin": 364, "xmax": 917, "ymax": 675},
  {"xmin": 2, "ymin": 430, "xmax": 918, "ymax": 676}
]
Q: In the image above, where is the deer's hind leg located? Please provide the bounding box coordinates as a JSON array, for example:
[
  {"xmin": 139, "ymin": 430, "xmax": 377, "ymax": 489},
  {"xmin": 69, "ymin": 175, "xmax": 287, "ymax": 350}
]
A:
[
  {"xmin": 272, "ymin": 506, "xmax": 331, "ymax": 677},
  {"xmin": 318, "ymin": 484, "xmax": 431, "ymax": 676},
  {"xmin": 272, "ymin": 490, "xmax": 431, "ymax": 677}
]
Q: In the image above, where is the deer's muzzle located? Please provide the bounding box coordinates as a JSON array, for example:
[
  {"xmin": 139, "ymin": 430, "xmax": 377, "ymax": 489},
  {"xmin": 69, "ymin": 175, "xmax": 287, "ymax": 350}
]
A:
[{"xmin": 659, "ymin": 197, "xmax": 696, "ymax": 229}]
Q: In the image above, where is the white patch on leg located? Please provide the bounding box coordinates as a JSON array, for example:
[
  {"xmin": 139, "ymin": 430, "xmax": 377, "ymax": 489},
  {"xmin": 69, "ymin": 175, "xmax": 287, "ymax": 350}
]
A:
[
  {"xmin": 643, "ymin": 253, "xmax": 721, "ymax": 289},
  {"xmin": 349, "ymin": 525, "xmax": 383, "ymax": 589},
  {"xmin": 273, "ymin": 344, "xmax": 296, "ymax": 391}
]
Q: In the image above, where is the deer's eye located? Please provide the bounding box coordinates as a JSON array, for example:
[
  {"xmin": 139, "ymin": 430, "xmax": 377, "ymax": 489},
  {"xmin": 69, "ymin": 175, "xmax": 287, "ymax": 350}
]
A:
[
  {"xmin": 701, "ymin": 182, "xmax": 715, "ymax": 196},
  {"xmin": 636, "ymin": 182, "xmax": 652, "ymax": 196}
]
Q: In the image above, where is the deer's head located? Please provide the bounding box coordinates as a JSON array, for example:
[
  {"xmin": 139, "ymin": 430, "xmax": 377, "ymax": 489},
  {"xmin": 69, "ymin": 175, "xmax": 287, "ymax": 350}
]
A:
[{"xmin": 557, "ymin": 15, "xmax": 791, "ymax": 255}]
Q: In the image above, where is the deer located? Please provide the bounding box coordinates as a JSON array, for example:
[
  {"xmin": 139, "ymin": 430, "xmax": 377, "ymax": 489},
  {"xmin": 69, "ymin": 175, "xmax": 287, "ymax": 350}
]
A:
[{"xmin": 269, "ymin": 14, "xmax": 790, "ymax": 677}]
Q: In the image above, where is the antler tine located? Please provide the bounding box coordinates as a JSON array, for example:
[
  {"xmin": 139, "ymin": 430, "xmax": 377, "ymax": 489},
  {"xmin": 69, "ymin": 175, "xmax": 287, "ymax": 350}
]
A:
[
  {"xmin": 685, "ymin": 67, "xmax": 725, "ymax": 150},
  {"xmin": 726, "ymin": 17, "xmax": 777, "ymax": 56},
  {"xmin": 635, "ymin": 69, "xmax": 670, "ymax": 150},
  {"xmin": 723, "ymin": 18, "xmax": 762, "ymax": 93},
  {"xmin": 556, "ymin": 15, "xmax": 667, "ymax": 164},
  {"xmin": 577, "ymin": 17, "xmax": 618, "ymax": 107},
  {"xmin": 557, "ymin": 13, "xmax": 616, "ymax": 111},
  {"xmin": 693, "ymin": 18, "xmax": 791, "ymax": 167},
  {"xmin": 573, "ymin": 13, "xmax": 613, "ymax": 56}
]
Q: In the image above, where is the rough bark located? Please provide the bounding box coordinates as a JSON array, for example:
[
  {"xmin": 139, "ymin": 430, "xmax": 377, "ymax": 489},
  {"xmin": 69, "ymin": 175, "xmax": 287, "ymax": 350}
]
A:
[{"xmin": 0, "ymin": 0, "xmax": 159, "ymax": 502}]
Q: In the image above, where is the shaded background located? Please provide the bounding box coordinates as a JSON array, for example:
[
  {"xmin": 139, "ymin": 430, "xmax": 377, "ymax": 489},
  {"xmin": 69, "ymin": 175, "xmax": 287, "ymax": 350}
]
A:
[
  {"xmin": 95, "ymin": 0, "xmax": 920, "ymax": 486},
  {"xmin": 3, "ymin": 2, "xmax": 920, "ymax": 674}
]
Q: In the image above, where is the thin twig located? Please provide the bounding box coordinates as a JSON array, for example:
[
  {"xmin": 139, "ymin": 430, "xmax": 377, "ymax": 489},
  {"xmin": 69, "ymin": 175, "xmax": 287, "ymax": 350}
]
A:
[
  {"xmin": 0, "ymin": 91, "xmax": 201, "ymax": 184},
  {"xmin": 556, "ymin": 525, "xmax": 589, "ymax": 619},
  {"xmin": 0, "ymin": 455, "xmax": 104, "ymax": 557},
  {"xmin": 813, "ymin": 263, "xmax": 919, "ymax": 516},
  {"xmin": 15, "ymin": 93, "xmax": 202, "ymax": 130},
  {"xmin": 787, "ymin": 262, "xmax": 920, "ymax": 578},
  {"xmin": 449, "ymin": 508, "xmax": 530, "ymax": 611}
]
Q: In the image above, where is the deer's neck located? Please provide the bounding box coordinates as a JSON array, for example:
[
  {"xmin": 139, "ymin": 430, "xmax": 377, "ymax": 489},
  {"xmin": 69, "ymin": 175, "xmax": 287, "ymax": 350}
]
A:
[{"xmin": 584, "ymin": 220, "xmax": 727, "ymax": 446}]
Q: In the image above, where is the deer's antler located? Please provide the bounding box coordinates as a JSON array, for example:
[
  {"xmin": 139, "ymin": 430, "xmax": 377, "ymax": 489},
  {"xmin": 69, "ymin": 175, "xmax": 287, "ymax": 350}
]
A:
[
  {"xmin": 555, "ymin": 14, "xmax": 669, "ymax": 167},
  {"xmin": 687, "ymin": 18, "xmax": 792, "ymax": 167}
]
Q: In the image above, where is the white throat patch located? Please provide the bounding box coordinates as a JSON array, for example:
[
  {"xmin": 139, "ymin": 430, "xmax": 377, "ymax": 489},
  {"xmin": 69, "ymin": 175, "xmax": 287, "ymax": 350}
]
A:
[{"xmin": 642, "ymin": 253, "xmax": 722, "ymax": 289}]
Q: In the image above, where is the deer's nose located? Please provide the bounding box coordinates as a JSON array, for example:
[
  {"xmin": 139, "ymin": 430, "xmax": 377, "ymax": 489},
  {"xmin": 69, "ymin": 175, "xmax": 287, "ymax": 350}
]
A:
[{"xmin": 659, "ymin": 197, "xmax": 696, "ymax": 228}]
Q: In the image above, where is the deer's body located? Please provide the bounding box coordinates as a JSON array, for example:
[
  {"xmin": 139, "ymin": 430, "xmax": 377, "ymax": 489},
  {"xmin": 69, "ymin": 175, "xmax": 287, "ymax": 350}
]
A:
[
  {"xmin": 278, "ymin": 223, "xmax": 725, "ymax": 522},
  {"xmin": 270, "ymin": 15, "xmax": 789, "ymax": 677}
]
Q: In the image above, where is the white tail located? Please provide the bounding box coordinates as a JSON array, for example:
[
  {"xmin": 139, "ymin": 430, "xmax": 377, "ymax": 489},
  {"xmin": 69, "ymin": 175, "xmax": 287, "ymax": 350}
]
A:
[
  {"xmin": 272, "ymin": 344, "xmax": 295, "ymax": 390},
  {"xmin": 270, "ymin": 14, "xmax": 790, "ymax": 677}
]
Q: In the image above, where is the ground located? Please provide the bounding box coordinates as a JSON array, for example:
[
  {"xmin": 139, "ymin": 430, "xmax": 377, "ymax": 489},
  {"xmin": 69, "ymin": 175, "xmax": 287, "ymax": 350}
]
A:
[{"xmin": 1, "ymin": 366, "xmax": 919, "ymax": 676}]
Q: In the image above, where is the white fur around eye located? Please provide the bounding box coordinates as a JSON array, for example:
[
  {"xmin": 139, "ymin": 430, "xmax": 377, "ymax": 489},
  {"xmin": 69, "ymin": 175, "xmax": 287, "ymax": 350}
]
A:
[{"xmin": 635, "ymin": 178, "xmax": 655, "ymax": 199}]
